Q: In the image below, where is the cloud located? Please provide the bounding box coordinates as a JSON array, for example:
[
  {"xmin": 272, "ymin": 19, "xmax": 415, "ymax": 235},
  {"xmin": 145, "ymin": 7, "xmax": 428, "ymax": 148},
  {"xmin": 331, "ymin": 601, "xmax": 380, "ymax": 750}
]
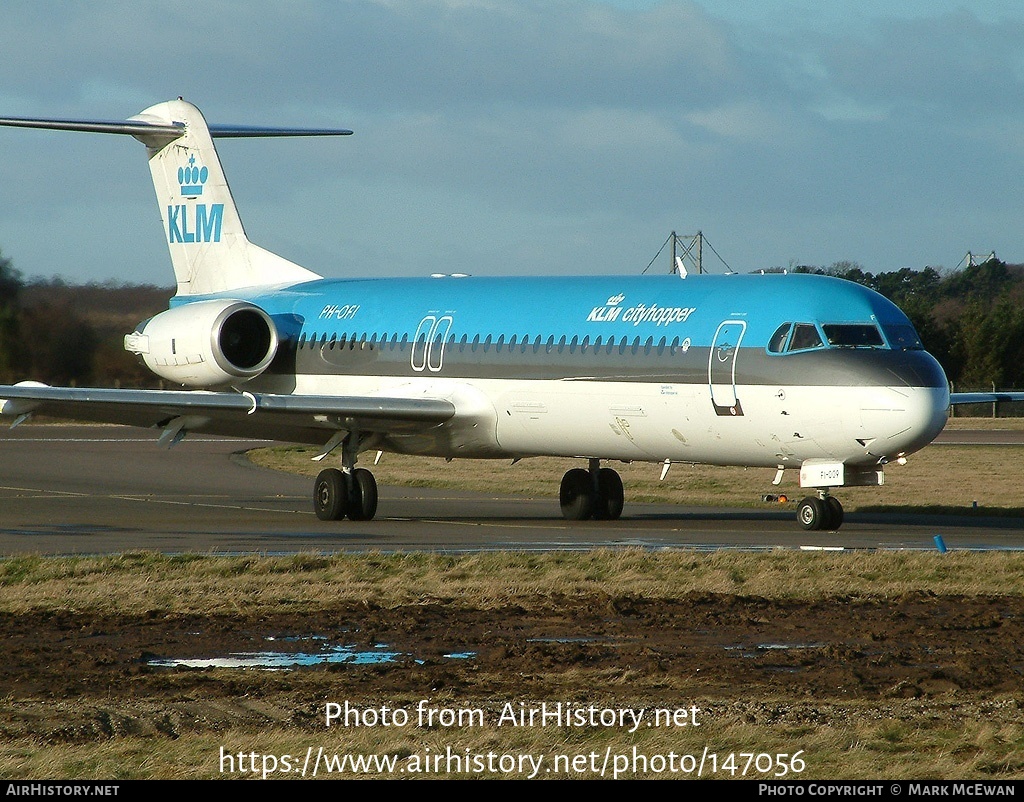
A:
[{"xmin": 813, "ymin": 10, "xmax": 1024, "ymax": 121}]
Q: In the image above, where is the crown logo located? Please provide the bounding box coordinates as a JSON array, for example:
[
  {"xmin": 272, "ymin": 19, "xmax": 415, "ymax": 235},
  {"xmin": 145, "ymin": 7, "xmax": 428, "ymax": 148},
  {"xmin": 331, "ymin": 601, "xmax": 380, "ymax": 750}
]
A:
[
  {"xmin": 606, "ymin": 293, "xmax": 625, "ymax": 306},
  {"xmin": 177, "ymin": 154, "xmax": 209, "ymax": 197}
]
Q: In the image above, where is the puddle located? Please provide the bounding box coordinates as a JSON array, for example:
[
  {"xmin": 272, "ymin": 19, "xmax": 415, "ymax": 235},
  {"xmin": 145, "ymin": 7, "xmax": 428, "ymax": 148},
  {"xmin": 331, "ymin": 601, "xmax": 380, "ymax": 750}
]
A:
[
  {"xmin": 725, "ymin": 642, "xmax": 826, "ymax": 658},
  {"xmin": 726, "ymin": 642, "xmax": 826, "ymax": 651},
  {"xmin": 147, "ymin": 635, "xmax": 476, "ymax": 670},
  {"xmin": 148, "ymin": 643, "xmax": 402, "ymax": 669},
  {"xmin": 526, "ymin": 637, "xmax": 598, "ymax": 644}
]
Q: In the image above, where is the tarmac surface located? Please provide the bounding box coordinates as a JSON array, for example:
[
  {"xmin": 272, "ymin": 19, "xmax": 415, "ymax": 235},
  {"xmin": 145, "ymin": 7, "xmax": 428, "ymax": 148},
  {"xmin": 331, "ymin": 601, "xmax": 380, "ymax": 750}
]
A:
[{"xmin": 1, "ymin": 424, "xmax": 1023, "ymax": 555}]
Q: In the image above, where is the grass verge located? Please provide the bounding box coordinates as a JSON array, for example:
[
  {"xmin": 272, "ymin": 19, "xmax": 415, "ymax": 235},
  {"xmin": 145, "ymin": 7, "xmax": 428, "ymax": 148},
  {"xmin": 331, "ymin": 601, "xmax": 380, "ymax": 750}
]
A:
[{"xmin": 3, "ymin": 550, "xmax": 1024, "ymax": 614}]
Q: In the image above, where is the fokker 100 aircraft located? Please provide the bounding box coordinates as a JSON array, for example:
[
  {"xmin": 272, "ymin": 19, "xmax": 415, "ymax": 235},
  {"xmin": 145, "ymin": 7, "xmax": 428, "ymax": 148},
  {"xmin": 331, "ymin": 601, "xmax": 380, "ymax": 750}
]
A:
[{"xmin": 0, "ymin": 99, "xmax": 1002, "ymax": 531}]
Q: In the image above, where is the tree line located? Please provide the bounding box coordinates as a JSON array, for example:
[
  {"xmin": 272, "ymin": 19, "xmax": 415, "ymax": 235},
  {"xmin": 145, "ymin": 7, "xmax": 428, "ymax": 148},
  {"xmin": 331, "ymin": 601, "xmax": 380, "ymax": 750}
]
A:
[
  {"xmin": 795, "ymin": 259, "xmax": 1024, "ymax": 391},
  {"xmin": 0, "ymin": 250, "xmax": 170, "ymax": 387},
  {"xmin": 1, "ymin": 246, "xmax": 1024, "ymax": 393}
]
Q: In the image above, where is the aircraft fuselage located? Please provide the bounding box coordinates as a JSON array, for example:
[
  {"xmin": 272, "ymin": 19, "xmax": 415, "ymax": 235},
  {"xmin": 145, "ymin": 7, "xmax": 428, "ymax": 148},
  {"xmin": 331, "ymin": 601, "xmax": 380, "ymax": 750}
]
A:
[{"xmin": 210, "ymin": 271, "xmax": 949, "ymax": 471}]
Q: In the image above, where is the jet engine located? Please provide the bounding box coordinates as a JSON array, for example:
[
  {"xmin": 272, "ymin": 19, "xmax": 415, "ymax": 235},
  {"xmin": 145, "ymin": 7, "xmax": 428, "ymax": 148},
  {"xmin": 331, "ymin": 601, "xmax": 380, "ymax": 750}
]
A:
[{"xmin": 124, "ymin": 299, "xmax": 279, "ymax": 388}]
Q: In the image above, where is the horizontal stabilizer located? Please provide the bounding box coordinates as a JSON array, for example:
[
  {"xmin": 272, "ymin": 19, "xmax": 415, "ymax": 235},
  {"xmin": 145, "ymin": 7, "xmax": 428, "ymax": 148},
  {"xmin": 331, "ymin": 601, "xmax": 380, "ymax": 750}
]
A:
[
  {"xmin": 0, "ymin": 115, "xmax": 351, "ymax": 139},
  {"xmin": 208, "ymin": 124, "xmax": 353, "ymax": 138},
  {"xmin": 0, "ymin": 116, "xmax": 183, "ymax": 137}
]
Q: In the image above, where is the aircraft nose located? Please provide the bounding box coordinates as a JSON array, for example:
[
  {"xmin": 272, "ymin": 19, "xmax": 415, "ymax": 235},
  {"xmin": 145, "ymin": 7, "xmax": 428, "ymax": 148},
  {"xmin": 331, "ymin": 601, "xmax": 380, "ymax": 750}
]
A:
[{"xmin": 861, "ymin": 383, "xmax": 949, "ymax": 460}]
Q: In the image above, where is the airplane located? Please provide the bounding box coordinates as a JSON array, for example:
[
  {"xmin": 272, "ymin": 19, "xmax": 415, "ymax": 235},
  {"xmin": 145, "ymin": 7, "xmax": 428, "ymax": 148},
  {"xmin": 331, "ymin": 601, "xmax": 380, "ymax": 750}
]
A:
[{"xmin": 0, "ymin": 98, "xmax": 1001, "ymax": 531}]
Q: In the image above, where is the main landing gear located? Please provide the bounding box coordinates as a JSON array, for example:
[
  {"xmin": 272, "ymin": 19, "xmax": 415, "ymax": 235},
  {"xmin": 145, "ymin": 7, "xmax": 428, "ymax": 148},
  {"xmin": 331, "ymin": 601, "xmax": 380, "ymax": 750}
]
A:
[
  {"xmin": 559, "ymin": 459, "xmax": 624, "ymax": 521},
  {"xmin": 314, "ymin": 467, "xmax": 378, "ymax": 521},
  {"xmin": 313, "ymin": 432, "xmax": 378, "ymax": 521},
  {"xmin": 796, "ymin": 492, "xmax": 844, "ymax": 531}
]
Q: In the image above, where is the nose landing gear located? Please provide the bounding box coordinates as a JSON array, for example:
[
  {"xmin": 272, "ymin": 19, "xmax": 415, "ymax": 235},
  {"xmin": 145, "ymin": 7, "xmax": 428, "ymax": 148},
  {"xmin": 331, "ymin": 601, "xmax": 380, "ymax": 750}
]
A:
[{"xmin": 796, "ymin": 492, "xmax": 843, "ymax": 531}]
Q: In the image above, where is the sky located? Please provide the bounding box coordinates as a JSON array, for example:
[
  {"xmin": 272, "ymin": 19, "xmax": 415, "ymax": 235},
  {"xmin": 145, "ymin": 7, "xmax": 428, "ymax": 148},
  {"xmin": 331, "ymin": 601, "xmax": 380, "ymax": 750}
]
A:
[{"xmin": 1, "ymin": 0, "xmax": 1023, "ymax": 286}]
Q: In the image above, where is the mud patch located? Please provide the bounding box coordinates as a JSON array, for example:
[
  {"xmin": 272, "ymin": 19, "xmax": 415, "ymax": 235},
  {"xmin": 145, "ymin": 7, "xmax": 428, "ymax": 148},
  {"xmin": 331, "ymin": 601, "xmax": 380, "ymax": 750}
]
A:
[{"xmin": 2, "ymin": 593, "xmax": 1024, "ymax": 742}]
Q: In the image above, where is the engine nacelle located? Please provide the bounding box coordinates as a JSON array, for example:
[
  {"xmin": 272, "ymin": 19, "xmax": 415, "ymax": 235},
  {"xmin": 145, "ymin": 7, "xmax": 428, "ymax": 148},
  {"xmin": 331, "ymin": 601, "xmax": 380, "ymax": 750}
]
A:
[{"xmin": 125, "ymin": 299, "xmax": 278, "ymax": 388}]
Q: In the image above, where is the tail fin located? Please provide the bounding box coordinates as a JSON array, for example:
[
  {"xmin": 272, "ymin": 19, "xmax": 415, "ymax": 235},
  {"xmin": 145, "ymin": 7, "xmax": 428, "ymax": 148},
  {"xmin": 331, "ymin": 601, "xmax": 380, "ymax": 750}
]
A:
[{"xmin": 0, "ymin": 99, "xmax": 351, "ymax": 296}]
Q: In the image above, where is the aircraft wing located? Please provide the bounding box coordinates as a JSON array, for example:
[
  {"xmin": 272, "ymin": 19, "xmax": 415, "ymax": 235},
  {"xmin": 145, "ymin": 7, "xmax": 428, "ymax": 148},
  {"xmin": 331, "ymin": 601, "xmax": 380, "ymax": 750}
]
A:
[
  {"xmin": 0, "ymin": 384, "xmax": 455, "ymax": 446},
  {"xmin": 950, "ymin": 392, "xmax": 1024, "ymax": 405}
]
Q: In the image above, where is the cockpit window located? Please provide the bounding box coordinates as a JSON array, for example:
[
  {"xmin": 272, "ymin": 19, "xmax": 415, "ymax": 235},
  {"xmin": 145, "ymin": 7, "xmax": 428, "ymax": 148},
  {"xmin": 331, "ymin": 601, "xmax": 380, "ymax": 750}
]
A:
[
  {"xmin": 882, "ymin": 323, "xmax": 924, "ymax": 350},
  {"xmin": 789, "ymin": 323, "xmax": 824, "ymax": 351},
  {"xmin": 822, "ymin": 324, "xmax": 885, "ymax": 348},
  {"xmin": 768, "ymin": 321, "xmax": 909, "ymax": 354},
  {"xmin": 767, "ymin": 323, "xmax": 791, "ymax": 354}
]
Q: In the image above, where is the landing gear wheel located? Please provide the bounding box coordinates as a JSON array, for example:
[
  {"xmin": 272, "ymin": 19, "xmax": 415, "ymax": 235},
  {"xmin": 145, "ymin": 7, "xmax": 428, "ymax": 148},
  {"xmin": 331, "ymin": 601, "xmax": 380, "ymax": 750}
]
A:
[
  {"xmin": 824, "ymin": 496, "xmax": 844, "ymax": 531},
  {"xmin": 593, "ymin": 468, "xmax": 624, "ymax": 520},
  {"xmin": 797, "ymin": 496, "xmax": 826, "ymax": 531},
  {"xmin": 560, "ymin": 468, "xmax": 595, "ymax": 521},
  {"xmin": 314, "ymin": 468, "xmax": 348, "ymax": 521},
  {"xmin": 347, "ymin": 467, "xmax": 378, "ymax": 521}
]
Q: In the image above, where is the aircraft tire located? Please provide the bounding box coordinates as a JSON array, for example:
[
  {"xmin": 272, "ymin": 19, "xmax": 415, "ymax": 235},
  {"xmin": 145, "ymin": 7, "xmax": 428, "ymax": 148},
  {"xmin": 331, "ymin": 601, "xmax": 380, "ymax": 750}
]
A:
[
  {"xmin": 797, "ymin": 496, "xmax": 826, "ymax": 531},
  {"xmin": 593, "ymin": 468, "xmax": 624, "ymax": 520},
  {"xmin": 314, "ymin": 468, "xmax": 348, "ymax": 521},
  {"xmin": 560, "ymin": 468, "xmax": 595, "ymax": 521},
  {"xmin": 348, "ymin": 467, "xmax": 378, "ymax": 521},
  {"xmin": 824, "ymin": 497, "xmax": 844, "ymax": 530}
]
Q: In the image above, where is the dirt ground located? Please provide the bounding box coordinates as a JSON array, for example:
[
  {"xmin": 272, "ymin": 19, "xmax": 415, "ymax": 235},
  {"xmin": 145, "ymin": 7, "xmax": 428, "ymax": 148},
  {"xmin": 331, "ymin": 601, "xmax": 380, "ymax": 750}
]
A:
[{"xmin": 2, "ymin": 591, "xmax": 1023, "ymax": 745}]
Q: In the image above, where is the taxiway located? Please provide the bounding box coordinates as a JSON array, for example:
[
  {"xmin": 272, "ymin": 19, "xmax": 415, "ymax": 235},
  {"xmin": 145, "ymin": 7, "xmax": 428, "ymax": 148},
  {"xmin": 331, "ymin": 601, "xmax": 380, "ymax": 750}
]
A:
[{"xmin": 0, "ymin": 425, "xmax": 1022, "ymax": 554}]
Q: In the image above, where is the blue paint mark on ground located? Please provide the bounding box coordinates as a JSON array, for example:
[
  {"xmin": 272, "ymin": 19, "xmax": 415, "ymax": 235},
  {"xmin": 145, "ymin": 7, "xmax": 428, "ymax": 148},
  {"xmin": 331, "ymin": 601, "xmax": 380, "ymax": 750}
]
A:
[
  {"xmin": 148, "ymin": 635, "xmax": 477, "ymax": 670},
  {"xmin": 148, "ymin": 643, "xmax": 401, "ymax": 669}
]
